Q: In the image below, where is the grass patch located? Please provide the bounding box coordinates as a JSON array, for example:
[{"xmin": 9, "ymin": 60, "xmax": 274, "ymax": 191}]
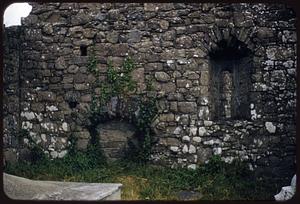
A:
[{"xmin": 4, "ymin": 155, "xmax": 281, "ymax": 200}]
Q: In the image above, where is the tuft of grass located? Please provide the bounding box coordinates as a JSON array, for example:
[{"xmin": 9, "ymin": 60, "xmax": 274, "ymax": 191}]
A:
[{"xmin": 116, "ymin": 176, "xmax": 149, "ymax": 200}]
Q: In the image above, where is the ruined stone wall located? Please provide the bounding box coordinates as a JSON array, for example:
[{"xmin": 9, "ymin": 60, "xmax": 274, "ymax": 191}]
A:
[
  {"xmin": 3, "ymin": 3, "xmax": 296, "ymax": 177},
  {"xmin": 3, "ymin": 26, "xmax": 21, "ymax": 164}
]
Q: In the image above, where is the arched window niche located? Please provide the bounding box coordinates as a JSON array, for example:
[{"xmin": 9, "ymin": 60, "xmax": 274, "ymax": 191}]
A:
[{"xmin": 209, "ymin": 37, "xmax": 253, "ymax": 121}]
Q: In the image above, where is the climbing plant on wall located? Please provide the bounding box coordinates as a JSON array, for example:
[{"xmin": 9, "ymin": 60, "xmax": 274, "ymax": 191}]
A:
[
  {"xmin": 129, "ymin": 96, "xmax": 158, "ymax": 162},
  {"xmin": 87, "ymin": 49, "xmax": 158, "ymax": 162}
]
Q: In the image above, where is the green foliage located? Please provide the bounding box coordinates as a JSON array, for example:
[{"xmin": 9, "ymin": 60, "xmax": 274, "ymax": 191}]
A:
[
  {"xmin": 128, "ymin": 96, "xmax": 158, "ymax": 162},
  {"xmin": 67, "ymin": 133, "xmax": 78, "ymax": 155},
  {"xmin": 7, "ymin": 130, "xmax": 107, "ymax": 173},
  {"xmin": 65, "ymin": 133, "xmax": 107, "ymax": 172},
  {"xmin": 87, "ymin": 47, "xmax": 99, "ymax": 76},
  {"xmin": 87, "ymin": 55, "xmax": 158, "ymax": 163},
  {"xmin": 90, "ymin": 57, "xmax": 137, "ymax": 115},
  {"xmin": 17, "ymin": 129, "xmax": 30, "ymax": 144},
  {"xmin": 29, "ymin": 145, "xmax": 48, "ymax": 164},
  {"xmin": 85, "ymin": 141, "xmax": 107, "ymax": 167},
  {"xmin": 4, "ymin": 156, "xmax": 279, "ymax": 200},
  {"xmin": 136, "ymin": 97, "xmax": 157, "ymax": 133},
  {"xmin": 16, "ymin": 129, "xmax": 49, "ymax": 164}
]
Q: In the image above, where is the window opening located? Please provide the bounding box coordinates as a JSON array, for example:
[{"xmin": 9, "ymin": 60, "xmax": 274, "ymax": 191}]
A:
[
  {"xmin": 209, "ymin": 38, "xmax": 252, "ymax": 121},
  {"xmin": 80, "ymin": 45, "xmax": 87, "ymax": 56}
]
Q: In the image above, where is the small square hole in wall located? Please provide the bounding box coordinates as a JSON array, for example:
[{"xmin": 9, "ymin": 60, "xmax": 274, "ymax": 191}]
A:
[{"xmin": 80, "ymin": 45, "xmax": 87, "ymax": 56}]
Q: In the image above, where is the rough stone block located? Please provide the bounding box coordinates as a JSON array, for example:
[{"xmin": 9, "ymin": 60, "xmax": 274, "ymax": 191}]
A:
[
  {"xmin": 200, "ymin": 71, "xmax": 209, "ymax": 86},
  {"xmin": 155, "ymin": 71, "xmax": 170, "ymax": 82},
  {"xmin": 76, "ymin": 138, "xmax": 89, "ymax": 150},
  {"xmin": 176, "ymin": 79, "xmax": 192, "ymax": 88},
  {"xmin": 178, "ymin": 102, "xmax": 197, "ymax": 113},
  {"xmin": 161, "ymin": 82, "xmax": 176, "ymax": 93},
  {"xmin": 4, "ymin": 149, "xmax": 17, "ymax": 165},
  {"xmin": 37, "ymin": 91, "xmax": 56, "ymax": 102}
]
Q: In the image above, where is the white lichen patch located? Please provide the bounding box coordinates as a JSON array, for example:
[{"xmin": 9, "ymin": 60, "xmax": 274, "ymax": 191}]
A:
[
  {"xmin": 187, "ymin": 164, "xmax": 197, "ymax": 170},
  {"xmin": 41, "ymin": 122, "xmax": 56, "ymax": 131},
  {"xmin": 58, "ymin": 150, "xmax": 68, "ymax": 158},
  {"xmin": 177, "ymin": 59, "xmax": 188, "ymax": 65},
  {"xmin": 266, "ymin": 48, "xmax": 277, "ymax": 60},
  {"xmin": 204, "ymin": 139, "xmax": 221, "ymax": 145},
  {"xmin": 167, "ymin": 60, "xmax": 174, "ymax": 66},
  {"xmin": 48, "ymin": 145, "xmax": 55, "ymax": 151},
  {"xmin": 198, "ymin": 106, "xmax": 209, "ymax": 119},
  {"xmin": 173, "ymin": 126, "xmax": 182, "ymax": 135},
  {"xmin": 265, "ymin": 122, "xmax": 276, "ymax": 133},
  {"xmin": 24, "ymin": 138, "xmax": 29, "ymax": 144},
  {"xmin": 170, "ymin": 146, "xmax": 179, "ymax": 152},
  {"xmin": 182, "ymin": 136, "xmax": 190, "ymax": 142},
  {"xmin": 21, "ymin": 112, "xmax": 35, "ymax": 120},
  {"xmin": 46, "ymin": 105, "xmax": 58, "ymax": 112},
  {"xmin": 41, "ymin": 134, "xmax": 47, "ymax": 142},
  {"xmin": 50, "ymin": 151, "xmax": 58, "ymax": 158},
  {"xmin": 62, "ymin": 122, "xmax": 68, "ymax": 132},
  {"xmin": 189, "ymin": 145, "xmax": 196, "ymax": 154},
  {"xmin": 35, "ymin": 113, "xmax": 43, "ymax": 122},
  {"xmin": 221, "ymin": 156, "xmax": 234, "ymax": 163},
  {"xmin": 26, "ymin": 92, "xmax": 35, "ymax": 101},
  {"xmin": 254, "ymin": 83, "xmax": 268, "ymax": 91},
  {"xmin": 189, "ymin": 127, "xmax": 197, "ymax": 136},
  {"xmin": 50, "ymin": 137, "xmax": 56, "ymax": 144},
  {"xmin": 283, "ymin": 60, "xmax": 294, "ymax": 68},
  {"xmin": 194, "ymin": 155, "xmax": 198, "ymax": 163},
  {"xmin": 200, "ymin": 97, "xmax": 209, "ymax": 105},
  {"xmin": 204, "ymin": 120, "xmax": 213, "ymax": 126},
  {"xmin": 250, "ymin": 109, "xmax": 257, "ymax": 120},
  {"xmin": 248, "ymin": 163, "xmax": 254, "ymax": 171},
  {"xmin": 182, "ymin": 144, "xmax": 188, "ymax": 153},
  {"xmin": 22, "ymin": 102, "xmax": 30, "ymax": 111},
  {"xmin": 223, "ymin": 134, "xmax": 231, "ymax": 142},
  {"xmin": 192, "ymin": 137, "xmax": 201, "ymax": 143},
  {"xmin": 198, "ymin": 127, "xmax": 207, "ymax": 136},
  {"xmin": 22, "ymin": 121, "xmax": 33, "ymax": 130},
  {"xmin": 213, "ymin": 147, "xmax": 222, "ymax": 155}
]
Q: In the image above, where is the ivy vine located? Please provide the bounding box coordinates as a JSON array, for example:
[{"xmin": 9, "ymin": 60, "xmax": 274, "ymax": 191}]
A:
[
  {"xmin": 89, "ymin": 56, "xmax": 137, "ymax": 122},
  {"xmin": 86, "ymin": 49, "xmax": 158, "ymax": 162}
]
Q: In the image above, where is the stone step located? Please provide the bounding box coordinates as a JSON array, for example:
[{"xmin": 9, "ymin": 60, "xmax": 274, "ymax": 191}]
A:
[{"xmin": 3, "ymin": 173, "xmax": 122, "ymax": 200}]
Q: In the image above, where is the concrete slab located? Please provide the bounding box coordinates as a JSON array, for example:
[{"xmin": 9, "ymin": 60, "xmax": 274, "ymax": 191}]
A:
[{"xmin": 3, "ymin": 173, "xmax": 122, "ymax": 200}]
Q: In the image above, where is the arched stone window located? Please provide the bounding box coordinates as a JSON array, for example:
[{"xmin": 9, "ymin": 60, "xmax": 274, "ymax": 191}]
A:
[{"xmin": 209, "ymin": 37, "xmax": 252, "ymax": 120}]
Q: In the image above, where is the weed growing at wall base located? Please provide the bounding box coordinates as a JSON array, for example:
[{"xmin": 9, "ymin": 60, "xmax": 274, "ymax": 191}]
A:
[
  {"xmin": 127, "ymin": 96, "xmax": 158, "ymax": 162},
  {"xmin": 4, "ymin": 156, "xmax": 281, "ymax": 200}
]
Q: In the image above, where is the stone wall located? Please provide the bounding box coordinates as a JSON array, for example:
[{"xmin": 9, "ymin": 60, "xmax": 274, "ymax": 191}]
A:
[
  {"xmin": 3, "ymin": 26, "xmax": 21, "ymax": 164},
  {"xmin": 3, "ymin": 3, "xmax": 297, "ymax": 178}
]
